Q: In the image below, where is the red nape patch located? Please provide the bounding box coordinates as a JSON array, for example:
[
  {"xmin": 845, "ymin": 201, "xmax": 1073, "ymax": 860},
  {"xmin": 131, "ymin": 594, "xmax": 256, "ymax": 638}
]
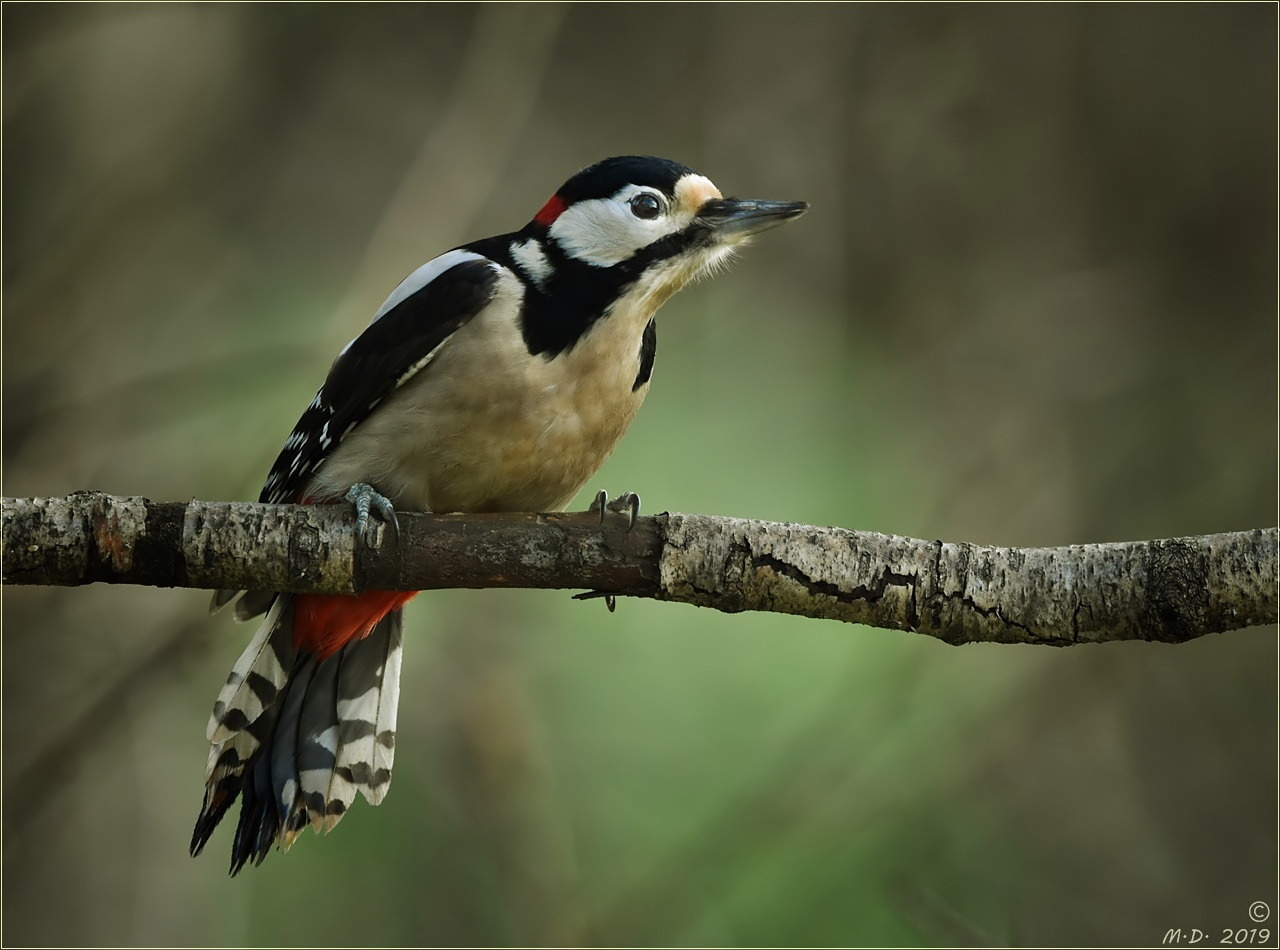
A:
[
  {"xmin": 534, "ymin": 194, "xmax": 566, "ymax": 227},
  {"xmin": 294, "ymin": 589, "xmax": 419, "ymax": 659}
]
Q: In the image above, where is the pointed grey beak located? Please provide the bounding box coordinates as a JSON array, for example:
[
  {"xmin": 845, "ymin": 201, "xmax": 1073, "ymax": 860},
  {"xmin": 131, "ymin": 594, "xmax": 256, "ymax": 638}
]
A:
[{"xmin": 697, "ymin": 198, "xmax": 809, "ymax": 241}]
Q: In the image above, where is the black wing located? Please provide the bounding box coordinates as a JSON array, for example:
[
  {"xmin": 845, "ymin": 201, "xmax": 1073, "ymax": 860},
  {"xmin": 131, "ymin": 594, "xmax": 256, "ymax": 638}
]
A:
[{"xmin": 259, "ymin": 255, "xmax": 500, "ymax": 504}]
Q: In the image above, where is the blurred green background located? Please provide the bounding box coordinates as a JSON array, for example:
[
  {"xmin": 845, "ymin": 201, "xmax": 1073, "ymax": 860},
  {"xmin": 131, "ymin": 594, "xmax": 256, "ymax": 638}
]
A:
[{"xmin": 2, "ymin": 4, "xmax": 1276, "ymax": 946}]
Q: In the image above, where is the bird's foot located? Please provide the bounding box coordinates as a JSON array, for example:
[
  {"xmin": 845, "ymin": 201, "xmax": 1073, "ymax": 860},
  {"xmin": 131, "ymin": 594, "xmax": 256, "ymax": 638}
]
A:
[
  {"xmin": 344, "ymin": 482, "xmax": 400, "ymax": 549},
  {"xmin": 588, "ymin": 489, "xmax": 640, "ymax": 530},
  {"xmin": 578, "ymin": 490, "xmax": 643, "ymax": 612}
]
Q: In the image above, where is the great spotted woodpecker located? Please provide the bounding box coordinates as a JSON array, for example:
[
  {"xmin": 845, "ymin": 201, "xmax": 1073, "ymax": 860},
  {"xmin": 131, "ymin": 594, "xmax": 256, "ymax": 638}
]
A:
[{"xmin": 191, "ymin": 155, "xmax": 807, "ymax": 873}]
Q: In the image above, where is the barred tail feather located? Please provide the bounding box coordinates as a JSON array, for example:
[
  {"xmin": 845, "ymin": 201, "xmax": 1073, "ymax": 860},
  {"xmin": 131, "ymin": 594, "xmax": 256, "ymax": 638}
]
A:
[
  {"xmin": 369, "ymin": 619, "xmax": 402, "ymax": 805},
  {"xmin": 191, "ymin": 599, "xmax": 407, "ymax": 873},
  {"xmin": 209, "ymin": 587, "xmax": 276, "ymax": 622},
  {"xmin": 334, "ymin": 611, "xmax": 404, "ymax": 807},
  {"xmin": 191, "ymin": 597, "xmax": 293, "ymax": 859},
  {"xmin": 207, "ymin": 596, "xmax": 294, "ymax": 743},
  {"xmin": 297, "ymin": 654, "xmax": 344, "ymax": 833},
  {"xmin": 268, "ymin": 653, "xmax": 318, "ymax": 845}
]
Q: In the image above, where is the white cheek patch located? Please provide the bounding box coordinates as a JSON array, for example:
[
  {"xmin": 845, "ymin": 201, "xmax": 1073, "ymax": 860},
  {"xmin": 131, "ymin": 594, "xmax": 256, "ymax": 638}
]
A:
[
  {"xmin": 550, "ymin": 185, "xmax": 691, "ymax": 267},
  {"xmin": 549, "ymin": 195, "xmax": 660, "ymax": 267}
]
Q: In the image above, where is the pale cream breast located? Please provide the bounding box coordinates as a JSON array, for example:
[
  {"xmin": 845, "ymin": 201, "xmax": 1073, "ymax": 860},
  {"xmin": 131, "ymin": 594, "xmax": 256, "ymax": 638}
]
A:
[{"xmin": 310, "ymin": 269, "xmax": 659, "ymax": 514}]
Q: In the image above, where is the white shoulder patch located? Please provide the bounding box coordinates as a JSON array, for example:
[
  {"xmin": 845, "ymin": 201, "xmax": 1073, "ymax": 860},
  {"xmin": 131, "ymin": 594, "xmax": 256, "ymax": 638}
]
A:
[
  {"xmin": 372, "ymin": 248, "xmax": 489, "ymax": 322},
  {"xmin": 509, "ymin": 238, "xmax": 552, "ymax": 288}
]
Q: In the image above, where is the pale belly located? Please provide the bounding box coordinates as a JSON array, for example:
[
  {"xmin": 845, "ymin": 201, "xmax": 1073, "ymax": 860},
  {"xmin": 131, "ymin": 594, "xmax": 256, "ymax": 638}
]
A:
[
  {"xmin": 308, "ymin": 283, "xmax": 654, "ymax": 514},
  {"xmin": 381, "ymin": 353, "xmax": 647, "ymax": 513}
]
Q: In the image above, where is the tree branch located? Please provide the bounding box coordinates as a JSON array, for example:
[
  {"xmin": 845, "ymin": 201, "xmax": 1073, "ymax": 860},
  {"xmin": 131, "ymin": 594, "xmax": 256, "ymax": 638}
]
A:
[{"xmin": 3, "ymin": 492, "xmax": 1275, "ymax": 645}]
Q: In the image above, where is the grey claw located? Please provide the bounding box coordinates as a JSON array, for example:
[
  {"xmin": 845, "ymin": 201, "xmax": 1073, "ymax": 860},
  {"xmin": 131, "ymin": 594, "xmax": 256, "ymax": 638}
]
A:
[
  {"xmin": 605, "ymin": 492, "xmax": 641, "ymax": 530},
  {"xmin": 589, "ymin": 489, "xmax": 608, "ymax": 524},
  {"xmin": 373, "ymin": 495, "xmax": 400, "ymax": 536}
]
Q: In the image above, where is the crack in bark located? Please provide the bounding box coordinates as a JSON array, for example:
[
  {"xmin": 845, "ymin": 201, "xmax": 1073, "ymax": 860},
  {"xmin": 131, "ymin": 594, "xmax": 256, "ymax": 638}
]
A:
[
  {"xmin": 757, "ymin": 551, "xmax": 918, "ymax": 615},
  {"xmin": 952, "ymin": 592, "xmax": 1034, "ymax": 640}
]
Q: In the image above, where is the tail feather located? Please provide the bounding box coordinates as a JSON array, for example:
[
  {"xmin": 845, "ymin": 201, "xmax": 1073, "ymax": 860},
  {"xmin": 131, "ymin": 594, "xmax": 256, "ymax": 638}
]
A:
[
  {"xmin": 207, "ymin": 597, "xmax": 294, "ymax": 744},
  {"xmin": 334, "ymin": 612, "xmax": 404, "ymax": 806},
  {"xmin": 296, "ymin": 654, "xmax": 345, "ymax": 832},
  {"xmin": 209, "ymin": 588, "xmax": 240, "ymax": 614},
  {"xmin": 209, "ymin": 588, "xmax": 275, "ymax": 622},
  {"xmin": 191, "ymin": 603, "xmax": 293, "ymax": 859},
  {"xmin": 230, "ymin": 746, "xmax": 278, "ymax": 874},
  {"xmin": 235, "ymin": 590, "xmax": 277, "ymax": 622},
  {"xmin": 192, "ymin": 595, "xmax": 407, "ymax": 873},
  {"xmin": 370, "ymin": 620, "xmax": 402, "ymax": 805},
  {"xmin": 269, "ymin": 653, "xmax": 318, "ymax": 832},
  {"xmin": 191, "ymin": 721, "xmax": 273, "ymax": 857}
]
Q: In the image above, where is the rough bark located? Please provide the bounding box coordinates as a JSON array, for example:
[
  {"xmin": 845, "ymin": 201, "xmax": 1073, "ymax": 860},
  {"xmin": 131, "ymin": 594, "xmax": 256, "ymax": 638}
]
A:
[{"xmin": 3, "ymin": 492, "xmax": 1275, "ymax": 645}]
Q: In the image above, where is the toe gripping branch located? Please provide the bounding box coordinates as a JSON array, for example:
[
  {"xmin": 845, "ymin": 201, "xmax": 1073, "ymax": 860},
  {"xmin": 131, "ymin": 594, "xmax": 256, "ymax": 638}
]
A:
[
  {"xmin": 344, "ymin": 482, "xmax": 400, "ymax": 554},
  {"xmin": 575, "ymin": 490, "xmax": 642, "ymax": 612}
]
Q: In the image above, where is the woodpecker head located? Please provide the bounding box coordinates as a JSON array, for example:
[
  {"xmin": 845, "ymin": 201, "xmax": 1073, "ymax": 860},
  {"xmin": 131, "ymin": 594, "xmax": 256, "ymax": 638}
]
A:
[
  {"xmin": 503, "ymin": 156, "xmax": 807, "ymax": 357},
  {"xmin": 529, "ymin": 155, "xmax": 807, "ymax": 285}
]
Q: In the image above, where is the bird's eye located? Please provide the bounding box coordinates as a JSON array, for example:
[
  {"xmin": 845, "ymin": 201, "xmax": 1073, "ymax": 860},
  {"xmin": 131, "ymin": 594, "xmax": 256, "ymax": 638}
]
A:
[{"xmin": 629, "ymin": 192, "xmax": 663, "ymax": 220}]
